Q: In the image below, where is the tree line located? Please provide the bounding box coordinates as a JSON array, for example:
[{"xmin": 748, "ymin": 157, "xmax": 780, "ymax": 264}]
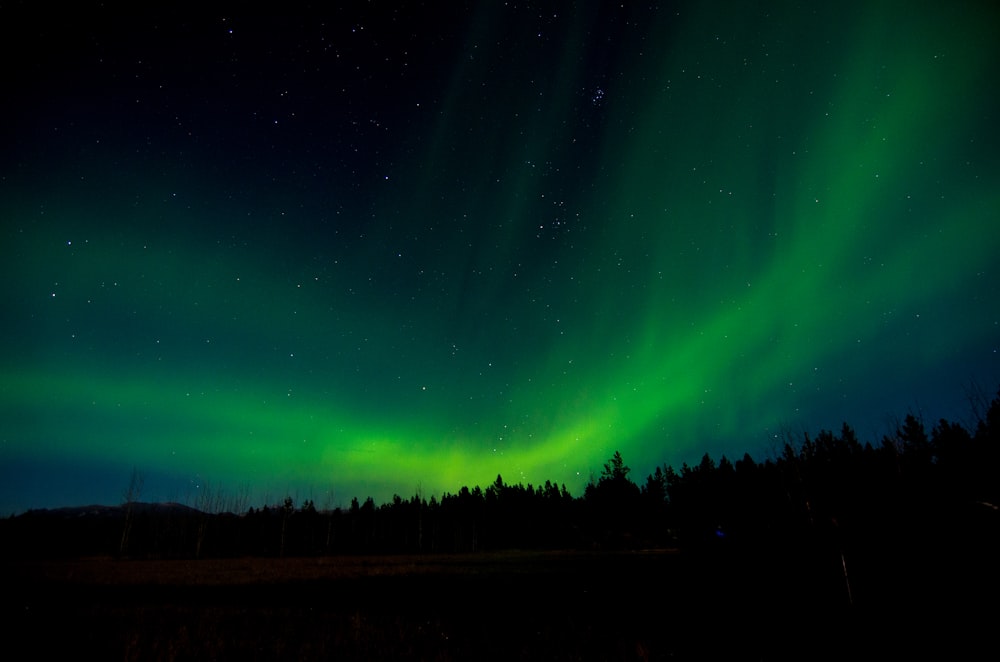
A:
[{"xmin": 5, "ymin": 385, "xmax": 999, "ymax": 568}]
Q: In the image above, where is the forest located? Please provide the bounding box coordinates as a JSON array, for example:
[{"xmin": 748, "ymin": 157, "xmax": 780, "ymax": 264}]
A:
[
  {"xmin": 5, "ymin": 386, "xmax": 999, "ymax": 659},
  {"xmin": 7, "ymin": 386, "xmax": 999, "ymax": 566}
]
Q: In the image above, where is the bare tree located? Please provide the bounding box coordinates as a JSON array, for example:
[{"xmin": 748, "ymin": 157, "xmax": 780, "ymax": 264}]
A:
[
  {"xmin": 194, "ymin": 480, "xmax": 224, "ymax": 558},
  {"xmin": 280, "ymin": 496, "xmax": 294, "ymax": 557},
  {"xmin": 231, "ymin": 482, "xmax": 252, "ymax": 515},
  {"xmin": 120, "ymin": 467, "xmax": 144, "ymax": 556}
]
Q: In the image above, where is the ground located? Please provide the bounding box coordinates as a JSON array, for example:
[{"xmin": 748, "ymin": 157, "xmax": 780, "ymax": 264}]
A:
[{"xmin": 3, "ymin": 550, "xmax": 984, "ymax": 660}]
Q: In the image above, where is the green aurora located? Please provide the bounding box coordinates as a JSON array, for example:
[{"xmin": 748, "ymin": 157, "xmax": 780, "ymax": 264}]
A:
[{"xmin": 1, "ymin": 2, "xmax": 998, "ymax": 512}]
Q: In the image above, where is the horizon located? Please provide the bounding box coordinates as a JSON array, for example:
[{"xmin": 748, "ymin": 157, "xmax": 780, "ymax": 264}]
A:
[
  {"xmin": 2, "ymin": 2, "xmax": 998, "ymax": 516},
  {"xmin": 5, "ymin": 388, "xmax": 994, "ymax": 517}
]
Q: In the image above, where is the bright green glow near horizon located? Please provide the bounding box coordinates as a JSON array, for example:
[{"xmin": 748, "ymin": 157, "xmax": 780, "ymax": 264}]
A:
[
  {"xmin": 2, "ymin": 2, "xmax": 998, "ymax": 512},
  {"xmin": 3, "ymin": 367, "xmax": 519, "ymax": 501}
]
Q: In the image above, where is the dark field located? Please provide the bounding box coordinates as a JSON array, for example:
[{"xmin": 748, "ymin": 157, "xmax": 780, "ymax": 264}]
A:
[{"xmin": 5, "ymin": 547, "xmax": 985, "ymax": 661}]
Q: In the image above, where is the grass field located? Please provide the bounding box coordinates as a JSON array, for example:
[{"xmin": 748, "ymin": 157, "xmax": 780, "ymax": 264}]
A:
[{"xmin": 3, "ymin": 549, "xmax": 984, "ymax": 660}]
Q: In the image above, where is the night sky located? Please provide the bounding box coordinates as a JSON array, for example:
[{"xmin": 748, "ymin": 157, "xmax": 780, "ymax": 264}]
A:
[{"xmin": 2, "ymin": 2, "xmax": 998, "ymax": 514}]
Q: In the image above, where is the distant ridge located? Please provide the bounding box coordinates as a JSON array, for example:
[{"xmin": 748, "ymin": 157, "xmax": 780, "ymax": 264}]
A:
[{"xmin": 18, "ymin": 502, "xmax": 203, "ymax": 519}]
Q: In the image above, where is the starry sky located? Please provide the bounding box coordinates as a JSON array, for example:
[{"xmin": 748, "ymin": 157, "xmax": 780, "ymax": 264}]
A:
[{"xmin": 2, "ymin": 2, "xmax": 998, "ymax": 514}]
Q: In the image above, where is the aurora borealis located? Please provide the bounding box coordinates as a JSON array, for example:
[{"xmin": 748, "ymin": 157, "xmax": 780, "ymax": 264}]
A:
[{"xmin": 2, "ymin": 2, "xmax": 998, "ymax": 514}]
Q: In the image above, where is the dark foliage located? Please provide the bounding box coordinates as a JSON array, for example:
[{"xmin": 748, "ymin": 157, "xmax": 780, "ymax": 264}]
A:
[
  {"xmin": 4, "ymin": 386, "xmax": 999, "ymax": 614},
  {"xmin": 3, "ymin": 386, "xmax": 999, "ymax": 661}
]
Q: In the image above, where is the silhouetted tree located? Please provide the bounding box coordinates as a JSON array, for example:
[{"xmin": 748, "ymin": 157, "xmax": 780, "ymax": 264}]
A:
[
  {"xmin": 279, "ymin": 496, "xmax": 294, "ymax": 556},
  {"xmin": 642, "ymin": 466, "xmax": 666, "ymax": 502},
  {"xmin": 119, "ymin": 466, "xmax": 143, "ymax": 556},
  {"xmin": 604, "ymin": 450, "xmax": 629, "ymax": 482},
  {"xmin": 586, "ymin": 451, "xmax": 641, "ymax": 547}
]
